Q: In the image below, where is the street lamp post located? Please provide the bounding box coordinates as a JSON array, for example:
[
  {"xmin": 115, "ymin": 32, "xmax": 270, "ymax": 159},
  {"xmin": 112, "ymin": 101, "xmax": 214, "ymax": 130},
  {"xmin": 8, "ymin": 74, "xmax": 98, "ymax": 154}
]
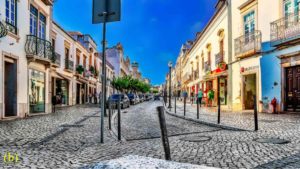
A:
[{"xmin": 168, "ymin": 61, "xmax": 172, "ymax": 109}]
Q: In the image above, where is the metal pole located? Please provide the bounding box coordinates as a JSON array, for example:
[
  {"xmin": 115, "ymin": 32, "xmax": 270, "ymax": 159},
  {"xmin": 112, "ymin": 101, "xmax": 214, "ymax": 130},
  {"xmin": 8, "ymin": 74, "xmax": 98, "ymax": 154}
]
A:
[
  {"xmin": 184, "ymin": 96, "xmax": 186, "ymax": 117},
  {"xmin": 197, "ymin": 97, "xmax": 199, "ymax": 119},
  {"xmin": 118, "ymin": 97, "xmax": 121, "ymax": 140},
  {"xmin": 168, "ymin": 67, "xmax": 172, "ymax": 108},
  {"xmin": 108, "ymin": 100, "xmax": 111, "ymax": 130},
  {"xmin": 254, "ymin": 95, "xmax": 258, "ymax": 131},
  {"xmin": 174, "ymin": 95, "xmax": 176, "ymax": 114},
  {"xmin": 157, "ymin": 106, "xmax": 171, "ymax": 160},
  {"xmin": 100, "ymin": 11, "xmax": 107, "ymax": 144},
  {"xmin": 218, "ymin": 97, "xmax": 221, "ymax": 124}
]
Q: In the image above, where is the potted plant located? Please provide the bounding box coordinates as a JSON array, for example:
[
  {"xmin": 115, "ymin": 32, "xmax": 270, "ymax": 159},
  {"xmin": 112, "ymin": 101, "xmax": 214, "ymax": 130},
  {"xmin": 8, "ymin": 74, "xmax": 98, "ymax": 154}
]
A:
[{"xmin": 76, "ymin": 65, "xmax": 85, "ymax": 75}]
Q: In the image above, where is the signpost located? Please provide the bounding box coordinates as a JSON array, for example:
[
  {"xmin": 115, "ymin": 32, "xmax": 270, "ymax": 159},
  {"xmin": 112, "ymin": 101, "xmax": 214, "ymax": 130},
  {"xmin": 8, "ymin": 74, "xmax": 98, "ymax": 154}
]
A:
[{"xmin": 93, "ymin": 0, "xmax": 121, "ymax": 143}]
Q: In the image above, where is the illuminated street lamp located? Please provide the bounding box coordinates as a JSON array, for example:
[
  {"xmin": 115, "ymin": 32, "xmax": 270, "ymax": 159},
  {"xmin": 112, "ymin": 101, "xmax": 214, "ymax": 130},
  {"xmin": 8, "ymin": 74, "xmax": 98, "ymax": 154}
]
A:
[{"xmin": 168, "ymin": 61, "xmax": 173, "ymax": 109}]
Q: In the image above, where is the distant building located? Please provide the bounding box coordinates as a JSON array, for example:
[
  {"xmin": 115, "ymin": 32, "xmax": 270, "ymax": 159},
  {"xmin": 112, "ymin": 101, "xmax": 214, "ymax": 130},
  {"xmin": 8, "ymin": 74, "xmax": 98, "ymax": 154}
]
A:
[{"xmin": 106, "ymin": 43, "xmax": 131, "ymax": 77}]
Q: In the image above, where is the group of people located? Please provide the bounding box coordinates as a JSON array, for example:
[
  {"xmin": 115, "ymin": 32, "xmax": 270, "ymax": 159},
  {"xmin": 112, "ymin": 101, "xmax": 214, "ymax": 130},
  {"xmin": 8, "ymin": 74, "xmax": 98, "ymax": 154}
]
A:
[{"xmin": 180, "ymin": 89, "xmax": 215, "ymax": 107}]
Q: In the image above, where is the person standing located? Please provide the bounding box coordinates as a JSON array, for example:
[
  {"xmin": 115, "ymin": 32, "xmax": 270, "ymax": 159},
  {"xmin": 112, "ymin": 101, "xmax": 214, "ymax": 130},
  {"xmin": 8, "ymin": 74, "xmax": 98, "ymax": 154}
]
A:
[
  {"xmin": 197, "ymin": 89, "xmax": 203, "ymax": 107},
  {"xmin": 191, "ymin": 92, "xmax": 194, "ymax": 105}
]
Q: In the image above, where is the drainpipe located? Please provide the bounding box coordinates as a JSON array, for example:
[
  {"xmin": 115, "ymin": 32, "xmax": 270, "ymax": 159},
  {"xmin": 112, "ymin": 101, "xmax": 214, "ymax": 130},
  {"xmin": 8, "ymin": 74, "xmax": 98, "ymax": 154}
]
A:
[{"xmin": 226, "ymin": 0, "xmax": 233, "ymax": 110}]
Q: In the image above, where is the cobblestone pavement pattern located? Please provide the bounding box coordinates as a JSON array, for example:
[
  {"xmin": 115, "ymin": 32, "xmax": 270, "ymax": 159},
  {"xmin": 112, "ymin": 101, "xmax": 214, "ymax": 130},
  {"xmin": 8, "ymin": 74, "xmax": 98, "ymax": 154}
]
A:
[{"xmin": 1, "ymin": 101, "xmax": 300, "ymax": 168}]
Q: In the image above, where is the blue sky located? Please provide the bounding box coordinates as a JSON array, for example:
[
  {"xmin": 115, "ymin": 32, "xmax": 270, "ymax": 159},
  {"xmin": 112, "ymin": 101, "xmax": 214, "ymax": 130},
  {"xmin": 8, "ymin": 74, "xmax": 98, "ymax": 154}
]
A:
[{"xmin": 53, "ymin": 0, "xmax": 217, "ymax": 85}]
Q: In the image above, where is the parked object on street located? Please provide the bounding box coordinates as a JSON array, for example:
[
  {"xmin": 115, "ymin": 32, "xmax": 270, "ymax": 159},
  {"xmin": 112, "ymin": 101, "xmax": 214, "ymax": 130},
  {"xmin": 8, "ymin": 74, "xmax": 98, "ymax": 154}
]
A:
[
  {"xmin": 154, "ymin": 94, "xmax": 161, "ymax": 101},
  {"xmin": 157, "ymin": 106, "xmax": 171, "ymax": 160},
  {"xmin": 127, "ymin": 94, "xmax": 139, "ymax": 105},
  {"xmin": 107, "ymin": 94, "xmax": 130, "ymax": 109},
  {"xmin": 138, "ymin": 94, "xmax": 145, "ymax": 102}
]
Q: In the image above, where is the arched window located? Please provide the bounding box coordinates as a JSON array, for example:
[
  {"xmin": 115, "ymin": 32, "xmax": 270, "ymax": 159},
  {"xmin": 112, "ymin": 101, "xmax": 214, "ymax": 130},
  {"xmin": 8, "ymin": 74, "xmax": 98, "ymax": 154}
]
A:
[
  {"xmin": 218, "ymin": 29, "xmax": 225, "ymax": 62},
  {"xmin": 206, "ymin": 44, "xmax": 212, "ymax": 66}
]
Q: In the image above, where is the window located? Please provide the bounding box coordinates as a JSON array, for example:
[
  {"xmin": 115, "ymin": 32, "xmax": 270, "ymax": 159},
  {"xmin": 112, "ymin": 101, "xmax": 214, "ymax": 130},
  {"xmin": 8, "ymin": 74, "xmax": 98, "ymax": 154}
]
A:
[
  {"xmin": 30, "ymin": 5, "xmax": 47, "ymax": 39},
  {"xmin": 244, "ymin": 11, "xmax": 255, "ymax": 35},
  {"xmin": 30, "ymin": 5, "xmax": 38, "ymax": 36},
  {"xmin": 52, "ymin": 39, "xmax": 56, "ymax": 51},
  {"xmin": 5, "ymin": 0, "xmax": 17, "ymax": 34},
  {"xmin": 207, "ymin": 51, "xmax": 211, "ymax": 66},
  {"xmin": 284, "ymin": 0, "xmax": 293, "ymax": 17},
  {"xmin": 201, "ymin": 54, "xmax": 204, "ymax": 70},
  {"xmin": 39, "ymin": 14, "xmax": 46, "ymax": 39}
]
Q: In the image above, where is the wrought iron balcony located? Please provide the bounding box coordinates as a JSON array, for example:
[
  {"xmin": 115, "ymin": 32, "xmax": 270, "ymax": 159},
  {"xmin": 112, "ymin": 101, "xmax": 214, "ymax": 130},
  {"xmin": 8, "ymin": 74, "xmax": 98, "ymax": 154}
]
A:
[
  {"xmin": 204, "ymin": 61, "xmax": 211, "ymax": 72},
  {"xmin": 51, "ymin": 52, "xmax": 61, "ymax": 66},
  {"xmin": 0, "ymin": 21, "xmax": 8, "ymax": 38},
  {"xmin": 271, "ymin": 13, "xmax": 300, "ymax": 46},
  {"xmin": 234, "ymin": 30, "xmax": 261, "ymax": 58},
  {"xmin": 6, "ymin": 21, "xmax": 17, "ymax": 35},
  {"xmin": 25, "ymin": 35, "xmax": 54, "ymax": 62},
  {"xmin": 215, "ymin": 51, "xmax": 224, "ymax": 66},
  {"xmin": 65, "ymin": 59, "xmax": 74, "ymax": 71}
]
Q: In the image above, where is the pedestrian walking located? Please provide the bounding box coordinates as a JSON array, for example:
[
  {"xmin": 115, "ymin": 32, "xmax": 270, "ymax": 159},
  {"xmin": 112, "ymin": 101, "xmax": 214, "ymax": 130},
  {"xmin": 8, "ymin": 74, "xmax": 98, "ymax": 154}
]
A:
[
  {"xmin": 191, "ymin": 92, "xmax": 194, "ymax": 105},
  {"xmin": 197, "ymin": 89, "xmax": 203, "ymax": 107},
  {"xmin": 52, "ymin": 95, "xmax": 57, "ymax": 113},
  {"xmin": 208, "ymin": 89, "xmax": 215, "ymax": 107}
]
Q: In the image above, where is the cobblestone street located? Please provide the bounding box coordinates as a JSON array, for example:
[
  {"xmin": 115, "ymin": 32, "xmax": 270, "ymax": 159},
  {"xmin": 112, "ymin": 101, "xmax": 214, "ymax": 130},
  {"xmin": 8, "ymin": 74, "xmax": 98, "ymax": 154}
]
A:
[{"xmin": 1, "ymin": 101, "xmax": 300, "ymax": 168}]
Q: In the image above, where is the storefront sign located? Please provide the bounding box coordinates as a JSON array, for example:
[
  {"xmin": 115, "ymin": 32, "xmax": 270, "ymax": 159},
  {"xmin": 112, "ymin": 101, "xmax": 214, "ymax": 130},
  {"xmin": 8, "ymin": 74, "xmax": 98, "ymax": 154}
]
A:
[{"xmin": 240, "ymin": 66, "xmax": 259, "ymax": 73}]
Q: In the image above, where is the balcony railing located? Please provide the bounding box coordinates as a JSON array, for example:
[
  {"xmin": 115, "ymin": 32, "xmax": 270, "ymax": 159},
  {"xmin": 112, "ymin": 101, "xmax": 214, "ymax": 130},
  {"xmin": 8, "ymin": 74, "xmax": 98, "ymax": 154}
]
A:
[
  {"xmin": 234, "ymin": 30, "xmax": 261, "ymax": 58},
  {"xmin": 65, "ymin": 59, "xmax": 74, "ymax": 71},
  {"xmin": 271, "ymin": 13, "xmax": 300, "ymax": 46},
  {"xmin": 204, "ymin": 61, "xmax": 211, "ymax": 72},
  {"xmin": 215, "ymin": 51, "xmax": 224, "ymax": 66},
  {"xmin": 25, "ymin": 35, "xmax": 54, "ymax": 60},
  {"xmin": 6, "ymin": 21, "xmax": 17, "ymax": 35},
  {"xmin": 0, "ymin": 21, "xmax": 8, "ymax": 38},
  {"xmin": 52, "ymin": 52, "xmax": 61, "ymax": 66}
]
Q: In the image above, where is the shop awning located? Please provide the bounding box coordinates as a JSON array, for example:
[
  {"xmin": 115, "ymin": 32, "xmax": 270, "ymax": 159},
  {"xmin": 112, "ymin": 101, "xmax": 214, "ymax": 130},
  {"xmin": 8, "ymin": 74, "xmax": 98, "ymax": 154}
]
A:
[{"xmin": 203, "ymin": 71, "xmax": 228, "ymax": 81}]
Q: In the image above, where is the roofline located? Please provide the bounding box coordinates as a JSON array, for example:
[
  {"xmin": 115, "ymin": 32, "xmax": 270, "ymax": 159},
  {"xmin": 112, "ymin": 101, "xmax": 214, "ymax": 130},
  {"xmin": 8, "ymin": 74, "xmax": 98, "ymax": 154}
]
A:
[{"xmin": 187, "ymin": 0, "xmax": 227, "ymax": 55}]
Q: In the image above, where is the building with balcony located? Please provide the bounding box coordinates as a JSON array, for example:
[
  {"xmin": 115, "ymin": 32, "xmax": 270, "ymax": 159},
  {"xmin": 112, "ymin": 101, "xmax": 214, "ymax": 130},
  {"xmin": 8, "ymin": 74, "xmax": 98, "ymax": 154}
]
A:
[
  {"xmin": 0, "ymin": 0, "xmax": 54, "ymax": 119},
  {"xmin": 177, "ymin": 0, "xmax": 230, "ymax": 107},
  {"xmin": 257, "ymin": 0, "xmax": 300, "ymax": 112}
]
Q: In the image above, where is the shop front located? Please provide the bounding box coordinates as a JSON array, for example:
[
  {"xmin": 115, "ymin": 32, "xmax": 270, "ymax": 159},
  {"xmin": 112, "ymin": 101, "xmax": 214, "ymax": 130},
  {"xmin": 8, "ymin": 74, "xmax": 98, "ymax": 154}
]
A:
[
  {"xmin": 202, "ymin": 63, "xmax": 228, "ymax": 107},
  {"xmin": 240, "ymin": 66, "xmax": 259, "ymax": 110},
  {"xmin": 29, "ymin": 69, "xmax": 46, "ymax": 114},
  {"xmin": 55, "ymin": 79, "xmax": 69, "ymax": 106}
]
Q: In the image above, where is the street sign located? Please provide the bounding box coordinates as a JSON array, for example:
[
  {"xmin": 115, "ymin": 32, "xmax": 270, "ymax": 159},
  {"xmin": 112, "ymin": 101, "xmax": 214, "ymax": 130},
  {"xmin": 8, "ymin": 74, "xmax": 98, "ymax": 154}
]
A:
[{"xmin": 92, "ymin": 0, "xmax": 121, "ymax": 24}]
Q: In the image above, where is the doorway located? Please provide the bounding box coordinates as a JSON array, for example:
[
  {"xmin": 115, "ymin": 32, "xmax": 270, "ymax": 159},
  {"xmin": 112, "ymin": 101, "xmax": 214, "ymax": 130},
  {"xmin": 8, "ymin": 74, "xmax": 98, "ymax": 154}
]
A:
[
  {"xmin": 4, "ymin": 60, "xmax": 17, "ymax": 117},
  {"xmin": 285, "ymin": 66, "xmax": 300, "ymax": 111},
  {"xmin": 243, "ymin": 74, "xmax": 257, "ymax": 110}
]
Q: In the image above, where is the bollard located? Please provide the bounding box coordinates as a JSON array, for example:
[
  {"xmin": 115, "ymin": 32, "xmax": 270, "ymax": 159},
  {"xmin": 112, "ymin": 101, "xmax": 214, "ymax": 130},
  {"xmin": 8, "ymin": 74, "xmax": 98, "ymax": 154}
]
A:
[
  {"xmin": 108, "ymin": 100, "xmax": 112, "ymax": 130},
  {"xmin": 197, "ymin": 98, "xmax": 199, "ymax": 119},
  {"xmin": 184, "ymin": 96, "xmax": 186, "ymax": 117},
  {"xmin": 217, "ymin": 97, "xmax": 221, "ymax": 124},
  {"xmin": 118, "ymin": 97, "xmax": 121, "ymax": 140},
  {"xmin": 254, "ymin": 95, "xmax": 258, "ymax": 131},
  {"xmin": 157, "ymin": 106, "xmax": 171, "ymax": 160},
  {"xmin": 174, "ymin": 95, "xmax": 177, "ymax": 114}
]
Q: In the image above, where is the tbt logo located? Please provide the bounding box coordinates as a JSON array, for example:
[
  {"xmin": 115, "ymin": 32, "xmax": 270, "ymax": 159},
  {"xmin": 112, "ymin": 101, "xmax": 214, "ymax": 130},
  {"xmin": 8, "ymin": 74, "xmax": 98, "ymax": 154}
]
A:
[{"xmin": 3, "ymin": 152, "xmax": 19, "ymax": 163}]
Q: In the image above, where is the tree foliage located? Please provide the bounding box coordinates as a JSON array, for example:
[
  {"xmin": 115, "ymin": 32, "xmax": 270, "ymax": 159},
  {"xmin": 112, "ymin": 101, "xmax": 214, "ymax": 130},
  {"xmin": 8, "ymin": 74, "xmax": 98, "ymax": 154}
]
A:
[{"xmin": 111, "ymin": 76, "xmax": 151, "ymax": 93}]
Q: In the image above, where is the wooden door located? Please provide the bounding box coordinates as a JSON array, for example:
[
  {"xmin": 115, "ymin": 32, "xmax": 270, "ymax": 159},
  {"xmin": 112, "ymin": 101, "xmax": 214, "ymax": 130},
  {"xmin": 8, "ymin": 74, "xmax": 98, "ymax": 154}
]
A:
[{"xmin": 286, "ymin": 66, "xmax": 300, "ymax": 111}]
